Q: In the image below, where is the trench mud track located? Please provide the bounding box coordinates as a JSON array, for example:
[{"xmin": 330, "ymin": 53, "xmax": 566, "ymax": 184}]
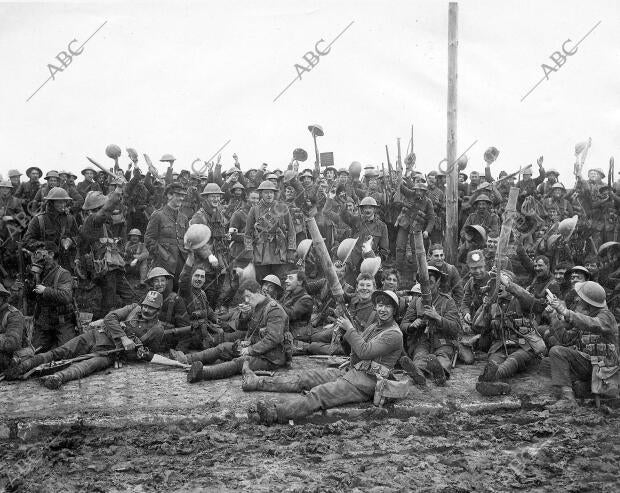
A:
[{"xmin": 1, "ymin": 405, "xmax": 618, "ymax": 492}]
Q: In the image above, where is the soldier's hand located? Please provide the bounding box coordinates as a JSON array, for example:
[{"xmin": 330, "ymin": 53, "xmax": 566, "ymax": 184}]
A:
[
  {"xmin": 33, "ymin": 284, "xmax": 46, "ymax": 295},
  {"xmin": 120, "ymin": 336, "xmax": 136, "ymax": 351},
  {"xmin": 239, "ymin": 303, "xmax": 252, "ymax": 314},
  {"xmin": 61, "ymin": 238, "xmax": 73, "ymax": 250},
  {"xmin": 537, "ymin": 156, "xmax": 544, "ymax": 167},
  {"xmin": 410, "ymin": 318, "xmax": 425, "ymax": 330},
  {"xmin": 422, "ymin": 231, "xmax": 429, "ymax": 239},
  {"xmin": 464, "ymin": 312, "xmax": 472, "ymax": 324},
  {"xmin": 208, "ymin": 254, "xmax": 219, "ymax": 267},
  {"xmin": 239, "ymin": 347, "xmax": 250, "ymax": 357},
  {"xmin": 423, "ymin": 305, "xmax": 441, "ymax": 321}
]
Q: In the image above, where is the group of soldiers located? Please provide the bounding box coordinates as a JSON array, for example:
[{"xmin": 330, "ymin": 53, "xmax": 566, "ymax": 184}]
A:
[{"xmin": 1, "ymin": 143, "xmax": 619, "ymax": 424}]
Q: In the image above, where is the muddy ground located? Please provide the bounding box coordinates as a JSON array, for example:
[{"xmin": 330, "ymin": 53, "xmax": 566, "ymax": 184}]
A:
[{"xmin": 1, "ymin": 403, "xmax": 619, "ymax": 492}]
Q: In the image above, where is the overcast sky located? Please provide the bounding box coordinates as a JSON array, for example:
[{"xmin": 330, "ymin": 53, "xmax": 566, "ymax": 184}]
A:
[{"xmin": 1, "ymin": 0, "xmax": 618, "ymax": 184}]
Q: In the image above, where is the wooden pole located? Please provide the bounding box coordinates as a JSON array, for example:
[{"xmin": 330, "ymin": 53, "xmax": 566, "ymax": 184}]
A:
[{"xmin": 445, "ymin": 2, "xmax": 459, "ymax": 264}]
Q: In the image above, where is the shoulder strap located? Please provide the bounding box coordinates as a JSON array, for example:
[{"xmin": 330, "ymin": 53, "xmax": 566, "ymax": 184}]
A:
[
  {"xmin": 53, "ymin": 267, "xmax": 62, "ymax": 290},
  {"xmin": 1, "ymin": 311, "xmax": 9, "ymax": 329}
]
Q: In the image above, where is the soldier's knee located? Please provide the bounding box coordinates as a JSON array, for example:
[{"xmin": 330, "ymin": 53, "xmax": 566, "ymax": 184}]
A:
[{"xmin": 548, "ymin": 345, "xmax": 568, "ymax": 360}]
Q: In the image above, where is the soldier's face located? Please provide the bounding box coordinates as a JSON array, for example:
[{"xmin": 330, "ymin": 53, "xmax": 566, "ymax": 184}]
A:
[
  {"xmin": 552, "ymin": 189, "xmax": 563, "ymax": 199},
  {"xmin": 414, "ymin": 190, "xmax": 425, "ymax": 200},
  {"xmin": 151, "ymin": 276, "xmax": 168, "ymax": 293},
  {"xmin": 261, "ymin": 190, "xmax": 275, "ymax": 204},
  {"xmin": 476, "ymin": 201, "xmax": 489, "ymax": 212},
  {"xmin": 47, "ymin": 177, "xmax": 59, "ymax": 188},
  {"xmin": 338, "ymin": 174, "xmax": 348, "ymax": 183},
  {"xmin": 52, "ymin": 200, "xmax": 67, "ymax": 212},
  {"xmin": 325, "ymin": 170, "xmax": 335, "ymax": 180},
  {"xmin": 361, "ymin": 206, "xmax": 375, "ymax": 221},
  {"xmin": 248, "ymin": 170, "xmax": 257, "ymax": 180},
  {"xmin": 128, "ymin": 235, "xmax": 140, "ymax": 244},
  {"xmin": 523, "ymin": 172, "xmax": 533, "ymax": 181},
  {"xmin": 0, "ymin": 187, "xmax": 10, "ymax": 198},
  {"xmin": 301, "ymin": 177, "xmax": 312, "ymax": 186},
  {"xmin": 167, "ymin": 192, "xmax": 184, "ymax": 209},
  {"xmin": 486, "ymin": 238, "xmax": 498, "ymax": 250},
  {"xmin": 470, "ymin": 264, "xmax": 486, "ymax": 281},
  {"xmin": 141, "ymin": 305, "xmax": 158, "ymax": 320},
  {"xmin": 375, "ymin": 301, "xmax": 394, "ymax": 322},
  {"xmin": 261, "ymin": 283, "xmax": 278, "ymax": 298},
  {"xmin": 248, "ymin": 192, "xmax": 260, "ymax": 206},
  {"xmin": 470, "ymin": 173, "xmax": 479, "ymax": 184},
  {"xmin": 570, "ymin": 272, "xmax": 587, "ymax": 286},
  {"xmin": 427, "ymin": 175, "xmax": 436, "ymax": 186},
  {"xmin": 244, "ymin": 289, "xmax": 265, "ymax": 307},
  {"xmin": 192, "ymin": 269, "xmax": 206, "ymax": 289},
  {"xmin": 206, "ymin": 194, "xmax": 221, "ymax": 207},
  {"xmin": 285, "ymin": 273, "xmax": 300, "ymax": 292},
  {"xmin": 430, "ymin": 249, "xmax": 445, "ymax": 265},
  {"xmin": 10, "ymin": 176, "xmax": 20, "ymax": 186},
  {"xmin": 30, "ymin": 170, "xmax": 41, "ymax": 181},
  {"xmin": 382, "ymin": 274, "xmax": 398, "ymax": 291},
  {"xmin": 83, "ymin": 171, "xmax": 95, "ymax": 181},
  {"xmin": 588, "ymin": 170, "xmax": 599, "ymax": 182},
  {"xmin": 233, "ymin": 189, "xmax": 243, "ymax": 199},
  {"xmin": 285, "ymin": 187, "xmax": 295, "ymax": 200},
  {"xmin": 356, "ymin": 279, "xmax": 375, "ymax": 300},
  {"xmin": 547, "ymin": 174, "xmax": 558, "ymax": 184},
  {"xmin": 533, "ymin": 259, "xmax": 548, "ymax": 276},
  {"xmin": 554, "ymin": 269, "xmax": 567, "ymax": 284}
]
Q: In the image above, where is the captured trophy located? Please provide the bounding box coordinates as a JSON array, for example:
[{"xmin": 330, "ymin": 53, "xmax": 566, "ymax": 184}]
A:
[
  {"xmin": 308, "ymin": 124, "xmax": 324, "ymax": 172},
  {"xmin": 290, "ymin": 147, "xmax": 308, "ymax": 171}
]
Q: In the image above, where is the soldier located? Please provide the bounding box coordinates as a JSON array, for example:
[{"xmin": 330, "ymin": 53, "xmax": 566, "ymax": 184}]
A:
[
  {"xmin": 399, "ymin": 266, "xmax": 461, "ymax": 386},
  {"xmin": 222, "ymin": 181, "xmax": 246, "ymax": 220},
  {"xmin": 0, "ymin": 180, "xmax": 24, "ymax": 273},
  {"xmin": 23, "ymin": 187, "xmax": 79, "ymax": 273},
  {"xmin": 77, "ymin": 166, "xmax": 102, "ymax": 197},
  {"xmin": 474, "ymin": 271, "xmax": 547, "ymax": 396},
  {"xmin": 186, "ymin": 279, "xmax": 291, "ymax": 382},
  {"xmin": 462, "ymin": 194, "xmax": 500, "ymax": 239},
  {"xmin": 428, "ymin": 244, "xmax": 464, "ymax": 305},
  {"xmin": 7, "ymin": 291, "xmax": 166, "ymax": 389},
  {"xmin": 245, "ymin": 290, "xmax": 403, "ymax": 425},
  {"xmin": 14, "ymin": 166, "xmax": 42, "ymax": 204},
  {"xmin": 78, "ymin": 189, "xmax": 133, "ymax": 318},
  {"xmin": 229, "ymin": 188, "xmax": 258, "ymax": 269},
  {"xmin": 26, "ymin": 242, "xmax": 75, "ymax": 351},
  {"xmin": 514, "ymin": 246, "xmax": 561, "ymax": 310},
  {"xmin": 340, "ymin": 196, "xmax": 389, "ymax": 281},
  {"xmin": 280, "ymin": 270, "xmax": 313, "ymax": 341},
  {"xmin": 0, "ymin": 283, "xmax": 27, "ymax": 373},
  {"xmin": 145, "ymin": 267, "xmax": 190, "ymax": 330},
  {"xmin": 244, "ymin": 181, "xmax": 296, "ymax": 281},
  {"xmin": 145, "ymin": 183, "xmax": 189, "ymax": 284},
  {"xmin": 32, "ymin": 170, "xmax": 61, "ymax": 208},
  {"xmin": 261, "ymin": 274, "xmax": 283, "ymax": 300},
  {"xmin": 124, "ymin": 168, "xmax": 150, "ymax": 232},
  {"xmin": 395, "ymin": 182, "xmax": 436, "ymax": 269},
  {"xmin": 544, "ymin": 281, "xmax": 619, "ymax": 409},
  {"xmin": 543, "ymin": 183, "xmax": 573, "ymax": 222},
  {"xmin": 283, "ymin": 183, "xmax": 307, "ymax": 244},
  {"xmin": 516, "ymin": 158, "xmax": 545, "ymax": 208},
  {"xmin": 536, "ymin": 169, "xmax": 561, "ymax": 197},
  {"xmin": 124, "ymin": 228, "xmax": 149, "ymax": 285},
  {"xmin": 59, "ymin": 170, "xmax": 85, "ymax": 216},
  {"xmin": 7, "ymin": 169, "xmax": 22, "ymax": 193}
]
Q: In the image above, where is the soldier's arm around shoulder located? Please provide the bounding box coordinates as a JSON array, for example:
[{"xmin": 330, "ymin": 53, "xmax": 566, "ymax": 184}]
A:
[
  {"xmin": 400, "ymin": 297, "xmax": 420, "ymax": 334},
  {"xmin": 0, "ymin": 307, "xmax": 25, "ymax": 353},
  {"xmin": 343, "ymin": 324, "xmax": 403, "ymax": 360},
  {"xmin": 436, "ymin": 294, "xmax": 461, "ymax": 338},
  {"xmin": 103, "ymin": 303, "xmax": 136, "ymax": 347},
  {"xmin": 40, "ymin": 267, "xmax": 73, "ymax": 304},
  {"xmin": 248, "ymin": 302, "xmax": 286, "ymax": 356}
]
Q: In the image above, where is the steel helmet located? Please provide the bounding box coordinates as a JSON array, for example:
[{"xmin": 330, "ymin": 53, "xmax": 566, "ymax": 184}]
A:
[
  {"xmin": 44, "ymin": 170, "xmax": 60, "ymax": 180},
  {"xmin": 296, "ymin": 239, "xmax": 313, "ymax": 259},
  {"xmin": 413, "ymin": 182, "xmax": 428, "ymax": 191},
  {"xmin": 266, "ymin": 173, "xmax": 279, "ymax": 181},
  {"xmin": 546, "ymin": 168, "xmax": 560, "ymax": 176},
  {"xmin": 262, "ymin": 274, "xmax": 282, "ymax": 289},
  {"xmin": 141, "ymin": 291, "xmax": 163, "ymax": 309},
  {"xmin": 299, "ymin": 170, "xmax": 314, "ymax": 179},
  {"xmin": 224, "ymin": 166, "xmax": 240, "ymax": 176},
  {"xmin": 146, "ymin": 267, "xmax": 173, "ymax": 282},
  {"xmin": 201, "ymin": 183, "xmax": 224, "ymax": 195},
  {"xmin": 427, "ymin": 265, "xmax": 445, "ymax": 279},
  {"xmin": 564, "ymin": 266, "xmax": 591, "ymax": 282},
  {"xmin": 60, "ymin": 170, "xmax": 78, "ymax": 179},
  {"xmin": 483, "ymin": 146, "xmax": 500, "ymax": 164},
  {"xmin": 473, "ymin": 194, "xmax": 492, "ymax": 205},
  {"xmin": 365, "ymin": 168, "xmax": 380, "ymax": 178},
  {"xmin": 0, "ymin": 180, "xmax": 13, "ymax": 189},
  {"xmin": 588, "ymin": 168, "xmax": 605, "ymax": 178},
  {"xmin": 44, "ymin": 187, "xmax": 71, "ymax": 201},
  {"xmin": 337, "ymin": 238, "xmax": 357, "ymax": 262},
  {"xmin": 551, "ymin": 183, "xmax": 565, "ymax": 190},
  {"xmin": 8, "ymin": 169, "xmax": 22, "ymax": 178},
  {"xmin": 337, "ymin": 167, "xmax": 350, "ymax": 175},
  {"xmin": 558, "ymin": 215, "xmax": 578, "ymax": 240},
  {"xmin": 26, "ymin": 166, "xmax": 43, "ymax": 177},
  {"xmin": 598, "ymin": 241, "xmax": 620, "ymax": 257},
  {"xmin": 410, "ymin": 283, "xmax": 422, "ymax": 295},
  {"xmin": 81, "ymin": 166, "xmax": 98, "ymax": 176},
  {"xmin": 184, "ymin": 223, "xmax": 212, "ymax": 250},
  {"xmin": 82, "ymin": 191, "xmax": 107, "ymax": 210},
  {"xmin": 105, "ymin": 144, "xmax": 122, "ymax": 159},
  {"xmin": 360, "ymin": 257, "xmax": 381, "ymax": 276},
  {"xmin": 324, "ymin": 166, "xmax": 337, "ymax": 175},
  {"xmin": 464, "ymin": 224, "xmax": 487, "ymax": 244},
  {"xmin": 160, "ymin": 153, "xmax": 176, "ymax": 162},
  {"xmin": 349, "ymin": 161, "xmax": 362, "ymax": 178},
  {"xmin": 371, "ymin": 289, "xmax": 400, "ymax": 315},
  {"xmin": 231, "ymin": 182, "xmax": 245, "ymax": 191},
  {"xmin": 359, "ymin": 197, "xmax": 379, "ymax": 208},
  {"xmin": 574, "ymin": 281, "xmax": 606, "ymax": 308},
  {"xmin": 128, "ymin": 228, "xmax": 142, "ymax": 237},
  {"xmin": 257, "ymin": 180, "xmax": 279, "ymax": 192}
]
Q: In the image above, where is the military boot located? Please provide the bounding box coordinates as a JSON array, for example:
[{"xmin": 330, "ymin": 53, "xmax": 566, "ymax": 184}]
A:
[
  {"xmin": 5, "ymin": 353, "xmax": 53, "ymax": 380},
  {"xmin": 248, "ymin": 400, "xmax": 278, "ymax": 425},
  {"xmin": 40, "ymin": 374, "xmax": 63, "ymax": 390},
  {"xmin": 478, "ymin": 360, "xmax": 499, "ymax": 382},
  {"xmin": 241, "ymin": 361, "xmax": 302, "ymax": 392},
  {"xmin": 398, "ymin": 355, "xmax": 427, "ymax": 386},
  {"xmin": 170, "ymin": 349, "xmax": 189, "ymax": 365},
  {"xmin": 186, "ymin": 346, "xmax": 223, "ymax": 364},
  {"xmin": 39, "ymin": 356, "xmax": 112, "ymax": 390},
  {"xmin": 426, "ymin": 355, "xmax": 447, "ymax": 386},
  {"xmin": 187, "ymin": 360, "xmax": 241, "ymax": 383},
  {"xmin": 548, "ymin": 386, "xmax": 579, "ymax": 411},
  {"xmin": 292, "ymin": 341, "xmax": 310, "ymax": 356},
  {"xmin": 476, "ymin": 381, "xmax": 511, "ymax": 396}
]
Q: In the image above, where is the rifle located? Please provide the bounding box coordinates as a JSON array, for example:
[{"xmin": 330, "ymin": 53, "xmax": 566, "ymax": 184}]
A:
[
  {"xmin": 609, "ymin": 157, "xmax": 615, "ymax": 189},
  {"xmin": 16, "ymin": 241, "xmax": 28, "ymax": 314},
  {"xmin": 385, "ymin": 145, "xmax": 394, "ymax": 190}
]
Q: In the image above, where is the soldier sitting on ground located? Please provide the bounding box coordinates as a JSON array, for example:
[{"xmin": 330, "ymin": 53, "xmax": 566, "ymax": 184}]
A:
[
  {"xmin": 184, "ymin": 279, "xmax": 291, "ymax": 383},
  {"xmin": 6, "ymin": 291, "xmax": 166, "ymax": 389},
  {"xmin": 0, "ymin": 284, "xmax": 28, "ymax": 373},
  {"xmin": 244, "ymin": 290, "xmax": 403, "ymax": 425}
]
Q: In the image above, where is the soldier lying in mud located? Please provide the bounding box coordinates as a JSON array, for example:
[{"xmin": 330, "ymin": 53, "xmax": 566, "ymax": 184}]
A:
[{"xmin": 6, "ymin": 291, "xmax": 184, "ymax": 388}]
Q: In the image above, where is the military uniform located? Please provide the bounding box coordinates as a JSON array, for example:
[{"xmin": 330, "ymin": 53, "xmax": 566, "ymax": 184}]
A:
[
  {"xmin": 186, "ymin": 297, "xmax": 291, "ymax": 381},
  {"xmin": 462, "ymin": 210, "xmax": 501, "ymax": 239},
  {"xmin": 229, "ymin": 203, "xmax": 252, "ymax": 268},
  {"xmin": 0, "ymin": 301, "xmax": 26, "ymax": 371},
  {"xmin": 340, "ymin": 209, "xmax": 389, "ymax": 276},
  {"xmin": 77, "ymin": 179, "xmax": 102, "ymax": 198},
  {"xmin": 31, "ymin": 262, "xmax": 75, "ymax": 351},
  {"xmin": 401, "ymin": 292, "xmax": 461, "ymax": 375},
  {"xmin": 14, "ymin": 181, "xmax": 41, "ymax": 205},
  {"xmin": 246, "ymin": 318, "xmax": 404, "ymax": 424},
  {"xmin": 394, "ymin": 186, "xmax": 436, "ymax": 267},
  {"xmin": 281, "ymin": 286, "xmax": 314, "ymax": 340},
  {"xmin": 244, "ymin": 200, "xmax": 296, "ymax": 281},
  {"xmin": 543, "ymin": 196, "xmax": 574, "ymax": 222},
  {"xmin": 145, "ymin": 204, "xmax": 189, "ymax": 281}
]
